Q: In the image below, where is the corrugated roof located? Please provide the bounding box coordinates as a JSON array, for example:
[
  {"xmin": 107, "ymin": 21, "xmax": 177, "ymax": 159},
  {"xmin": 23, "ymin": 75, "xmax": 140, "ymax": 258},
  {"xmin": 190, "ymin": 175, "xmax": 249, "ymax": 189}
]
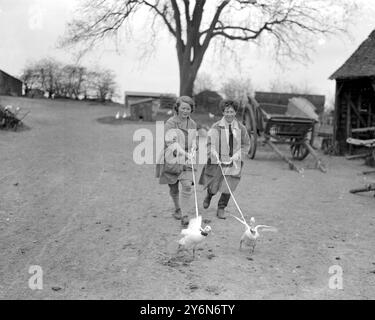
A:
[{"xmin": 330, "ymin": 30, "xmax": 375, "ymax": 80}]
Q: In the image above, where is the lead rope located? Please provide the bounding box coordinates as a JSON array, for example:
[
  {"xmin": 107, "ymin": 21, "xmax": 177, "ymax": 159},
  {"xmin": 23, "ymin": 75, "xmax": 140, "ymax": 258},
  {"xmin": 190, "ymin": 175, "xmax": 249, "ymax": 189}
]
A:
[
  {"xmin": 216, "ymin": 155, "xmax": 247, "ymax": 224},
  {"xmin": 189, "ymin": 146, "xmax": 199, "ymax": 219}
]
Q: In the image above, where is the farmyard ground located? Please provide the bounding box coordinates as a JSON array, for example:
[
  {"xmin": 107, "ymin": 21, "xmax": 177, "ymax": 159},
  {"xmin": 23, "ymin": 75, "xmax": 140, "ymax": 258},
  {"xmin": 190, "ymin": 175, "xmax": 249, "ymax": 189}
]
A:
[{"xmin": 0, "ymin": 96, "xmax": 374, "ymax": 299}]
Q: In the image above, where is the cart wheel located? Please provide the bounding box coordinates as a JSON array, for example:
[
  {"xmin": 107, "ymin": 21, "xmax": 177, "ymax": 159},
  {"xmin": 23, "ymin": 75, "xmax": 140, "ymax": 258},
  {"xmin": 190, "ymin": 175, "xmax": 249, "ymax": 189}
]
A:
[
  {"xmin": 290, "ymin": 139, "xmax": 309, "ymax": 160},
  {"xmin": 243, "ymin": 104, "xmax": 257, "ymax": 159}
]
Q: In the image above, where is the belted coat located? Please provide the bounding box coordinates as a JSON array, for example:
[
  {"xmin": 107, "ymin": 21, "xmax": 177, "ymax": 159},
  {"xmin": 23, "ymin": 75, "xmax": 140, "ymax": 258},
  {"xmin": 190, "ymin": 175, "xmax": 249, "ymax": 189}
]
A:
[
  {"xmin": 199, "ymin": 117, "xmax": 250, "ymax": 194},
  {"xmin": 155, "ymin": 115, "xmax": 198, "ymax": 185}
]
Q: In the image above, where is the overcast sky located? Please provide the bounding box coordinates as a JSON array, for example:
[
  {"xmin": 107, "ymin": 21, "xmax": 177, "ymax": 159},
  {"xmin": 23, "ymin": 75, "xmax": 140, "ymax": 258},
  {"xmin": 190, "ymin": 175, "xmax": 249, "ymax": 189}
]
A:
[{"xmin": 1, "ymin": 0, "xmax": 375, "ymax": 106}]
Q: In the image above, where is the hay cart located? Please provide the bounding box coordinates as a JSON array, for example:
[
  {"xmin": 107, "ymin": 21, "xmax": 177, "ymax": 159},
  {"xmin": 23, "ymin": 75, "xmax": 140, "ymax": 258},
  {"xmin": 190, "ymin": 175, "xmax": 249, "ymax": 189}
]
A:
[{"xmin": 242, "ymin": 96, "xmax": 326, "ymax": 173}]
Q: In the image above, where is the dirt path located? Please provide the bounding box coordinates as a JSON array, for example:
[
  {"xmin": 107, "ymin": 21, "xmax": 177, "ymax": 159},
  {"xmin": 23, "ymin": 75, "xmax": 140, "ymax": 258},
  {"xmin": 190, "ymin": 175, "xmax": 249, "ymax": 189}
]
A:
[{"xmin": 1, "ymin": 96, "xmax": 374, "ymax": 299}]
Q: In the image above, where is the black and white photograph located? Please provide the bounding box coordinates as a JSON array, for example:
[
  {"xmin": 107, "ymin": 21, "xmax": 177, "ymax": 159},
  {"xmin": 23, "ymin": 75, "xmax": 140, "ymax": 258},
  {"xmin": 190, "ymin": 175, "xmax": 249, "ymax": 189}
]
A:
[{"xmin": 1, "ymin": 0, "xmax": 375, "ymax": 302}]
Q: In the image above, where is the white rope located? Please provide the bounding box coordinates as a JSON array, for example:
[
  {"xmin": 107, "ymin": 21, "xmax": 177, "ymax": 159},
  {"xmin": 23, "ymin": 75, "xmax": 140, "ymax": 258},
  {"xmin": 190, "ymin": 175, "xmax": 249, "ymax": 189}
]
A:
[
  {"xmin": 189, "ymin": 147, "xmax": 199, "ymax": 218},
  {"xmin": 216, "ymin": 156, "xmax": 247, "ymax": 224}
]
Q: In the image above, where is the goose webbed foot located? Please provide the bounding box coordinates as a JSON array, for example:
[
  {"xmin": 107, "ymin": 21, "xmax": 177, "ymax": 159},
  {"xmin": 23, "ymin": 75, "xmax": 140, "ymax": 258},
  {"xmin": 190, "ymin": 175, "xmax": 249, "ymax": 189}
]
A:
[{"xmin": 250, "ymin": 241, "xmax": 257, "ymax": 254}]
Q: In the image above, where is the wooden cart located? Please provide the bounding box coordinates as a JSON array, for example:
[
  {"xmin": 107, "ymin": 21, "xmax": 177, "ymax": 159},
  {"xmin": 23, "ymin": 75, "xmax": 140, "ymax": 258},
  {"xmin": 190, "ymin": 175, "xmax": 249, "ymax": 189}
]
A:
[{"xmin": 242, "ymin": 96, "xmax": 326, "ymax": 173}]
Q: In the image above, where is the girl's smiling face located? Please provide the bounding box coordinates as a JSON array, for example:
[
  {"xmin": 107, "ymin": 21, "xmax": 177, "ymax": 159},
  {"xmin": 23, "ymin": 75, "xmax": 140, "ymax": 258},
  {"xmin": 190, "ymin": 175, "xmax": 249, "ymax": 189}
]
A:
[
  {"xmin": 223, "ymin": 106, "xmax": 236, "ymax": 123},
  {"xmin": 178, "ymin": 102, "xmax": 192, "ymax": 119}
]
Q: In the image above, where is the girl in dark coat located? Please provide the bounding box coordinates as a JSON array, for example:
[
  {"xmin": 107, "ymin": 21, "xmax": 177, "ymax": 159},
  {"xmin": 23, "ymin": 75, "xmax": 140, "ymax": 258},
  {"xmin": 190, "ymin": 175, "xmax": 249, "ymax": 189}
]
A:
[{"xmin": 156, "ymin": 96, "xmax": 198, "ymax": 226}]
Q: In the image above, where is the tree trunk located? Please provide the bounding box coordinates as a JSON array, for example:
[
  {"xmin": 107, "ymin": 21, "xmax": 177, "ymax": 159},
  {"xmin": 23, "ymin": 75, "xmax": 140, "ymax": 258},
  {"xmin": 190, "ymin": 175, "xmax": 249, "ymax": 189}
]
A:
[
  {"xmin": 179, "ymin": 71, "xmax": 195, "ymax": 97},
  {"xmin": 175, "ymin": 0, "xmax": 217, "ymax": 97},
  {"xmin": 178, "ymin": 54, "xmax": 202, "ymax": 97}
]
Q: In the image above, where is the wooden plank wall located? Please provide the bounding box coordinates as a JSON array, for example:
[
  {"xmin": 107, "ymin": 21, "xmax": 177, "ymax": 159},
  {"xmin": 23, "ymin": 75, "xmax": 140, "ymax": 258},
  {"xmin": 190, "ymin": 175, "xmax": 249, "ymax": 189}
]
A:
[{"xmin": 335, "ymin": 78, "xmax": 375, "ymax": 154}]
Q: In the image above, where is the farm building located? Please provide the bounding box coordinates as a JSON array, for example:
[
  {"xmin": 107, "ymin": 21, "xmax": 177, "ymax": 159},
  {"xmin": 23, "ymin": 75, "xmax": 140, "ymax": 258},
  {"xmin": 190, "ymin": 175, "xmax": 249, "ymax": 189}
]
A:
[
  {"xmin": 125, "ymin": 91, "xmax": 176, "ymax": 108},
  {"xmin": 194, "ymin": 90, "xmax": 223, "ymax": 115},
  {"xmin": 125, "ymin": 91, "xmax": 177, "ymax": 122},
  {"xmin": 130, "ymin": 99, "xmax": 159, "ymax": 122},
  {"xmin": 26, "ymin": 88, "xmax": 45, "ymax": 99},
  {"xmin": 0, "ymin": 69, "xmax": 23, "ymax": 96},
  {"xmin": 329, "ymin": 30, "xmax": 375, "ymax": 155}
]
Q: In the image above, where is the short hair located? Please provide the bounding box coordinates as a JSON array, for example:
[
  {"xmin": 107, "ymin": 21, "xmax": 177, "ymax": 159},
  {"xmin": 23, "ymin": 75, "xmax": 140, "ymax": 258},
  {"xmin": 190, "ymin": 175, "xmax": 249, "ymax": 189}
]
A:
[
  {"xmin": 219, "ymin": 99, "xmax": 239, "ymax": 113},
  {"xmin": 174, "ymin": 96, "xmax": 195, "ymax": 113}
]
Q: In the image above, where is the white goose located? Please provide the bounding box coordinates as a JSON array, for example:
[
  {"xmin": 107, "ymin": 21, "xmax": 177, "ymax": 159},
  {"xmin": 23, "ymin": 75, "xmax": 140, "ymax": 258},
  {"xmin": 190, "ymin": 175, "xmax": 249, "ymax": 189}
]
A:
[
  {"xmin": 115, "ymin": 111, "xmax": 120, "ymax": 119},
  {"xmin": 177, "ymin": 146, "xmax": 212, "ymax": 259},
  {"xmin": 178, "ymin": 215, "xmax": 212, "ymax": 258},
  {"xmin": 230, "ymin": 214, "xmax": 277, "ymax": 253},
  {"xmin": 215, "ymin": 156, "xmax": 277, "ymax": 254}
]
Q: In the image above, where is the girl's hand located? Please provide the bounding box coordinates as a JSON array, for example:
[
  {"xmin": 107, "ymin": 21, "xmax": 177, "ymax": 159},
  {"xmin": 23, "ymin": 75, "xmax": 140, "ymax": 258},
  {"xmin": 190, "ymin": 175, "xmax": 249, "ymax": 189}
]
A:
[
  {"xmin": 211, "ymin": 150, "xmax": 219, "ymax": 162},
  {"xmin": 230, "ymin": 153, "xmax": 241, "ymax": 162}
]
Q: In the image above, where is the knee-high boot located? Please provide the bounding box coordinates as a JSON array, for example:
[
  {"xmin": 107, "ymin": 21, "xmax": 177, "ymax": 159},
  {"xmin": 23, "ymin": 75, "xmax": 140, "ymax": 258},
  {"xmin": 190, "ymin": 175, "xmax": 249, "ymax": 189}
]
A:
[{"xmin": 217, "ymin": 193, "xmax": 231, "ymax": 219}]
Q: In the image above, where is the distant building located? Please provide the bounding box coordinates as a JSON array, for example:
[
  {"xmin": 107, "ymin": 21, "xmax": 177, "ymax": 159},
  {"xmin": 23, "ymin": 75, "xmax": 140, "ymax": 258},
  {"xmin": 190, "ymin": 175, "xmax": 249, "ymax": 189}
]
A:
[
  {"xmin": 194, "ymin": 90, "xmax": 223, "ymax": 115},
  {"xmin": 125, "ymin": 91, "xmax": 177, "ymax": 122},
  {"xmin": 124, "ymin": 91, "xmax": 176, "ymax": 109},
  {"xmin": 0, "ymin": 69, "xmax": 23, "ymax": 96},
  {"xmin": 329, "ymin": 30, "xmax": 375, "ymax": 154},
  {"xmin": 130, "ymin": 99, "xmax": 155, "ymax": 122},
  {"xmin": 26, "ymin": 88, "xmax": 45, "ymax": 99}
]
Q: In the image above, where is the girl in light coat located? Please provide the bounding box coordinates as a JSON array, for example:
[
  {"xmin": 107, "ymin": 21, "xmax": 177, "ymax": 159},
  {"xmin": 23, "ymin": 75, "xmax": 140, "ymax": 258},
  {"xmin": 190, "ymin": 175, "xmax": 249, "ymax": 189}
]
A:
[{"xmin": 199, "ymin": 99, "xmax": 250, "ymax": 219}]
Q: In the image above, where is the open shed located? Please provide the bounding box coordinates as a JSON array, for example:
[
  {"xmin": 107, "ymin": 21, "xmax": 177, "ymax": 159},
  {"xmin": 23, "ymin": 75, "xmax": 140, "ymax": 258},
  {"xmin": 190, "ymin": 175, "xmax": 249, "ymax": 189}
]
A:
[
  {"xmin": 329, "ymin": 30, "xmax": 375, "ymax": 154},
  {"xmin": 130, "ymin": 98, "xmax": 155, "ymax": 122}
]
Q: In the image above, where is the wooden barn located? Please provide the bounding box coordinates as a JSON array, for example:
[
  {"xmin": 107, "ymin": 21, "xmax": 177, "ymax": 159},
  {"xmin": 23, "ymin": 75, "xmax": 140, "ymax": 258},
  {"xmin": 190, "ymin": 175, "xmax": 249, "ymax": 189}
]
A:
[
  {"xmin": 0, "ymin": 69, "xmax": 22, "ymax": 96},
  {"xmin": 329, "ymin": 30, "xmax": 375, "ymax": 154}
]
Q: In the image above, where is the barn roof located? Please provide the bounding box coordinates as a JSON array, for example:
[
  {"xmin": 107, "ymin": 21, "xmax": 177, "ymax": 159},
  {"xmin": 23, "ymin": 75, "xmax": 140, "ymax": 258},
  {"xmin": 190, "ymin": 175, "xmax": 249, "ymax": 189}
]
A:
[
  {"xmin": 0, "ymin": 69, "xmax": 22, "ymax": 83},
  {"xmin": 329, "ymin": 30, "xmax": 375, "ymax": 80}
]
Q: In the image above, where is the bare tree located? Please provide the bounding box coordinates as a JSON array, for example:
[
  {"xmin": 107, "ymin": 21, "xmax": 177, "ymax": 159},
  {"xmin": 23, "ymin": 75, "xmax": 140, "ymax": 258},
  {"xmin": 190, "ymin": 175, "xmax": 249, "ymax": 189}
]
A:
[
  {"xmin": 20, "ymin": 65, "xmax": 39, "ymax": 95},
  {"xmin": 21, "ymin": 58, "xmax": 117, "ymax": 101},
  {"xmin": 24, "ymin": 58, "xmax": 62, "ymax": 98},
  {"xmin": 61, "ymin": 0, "xmax": 357, "ymax": 97},
  {"xmin": 59, "ymin": 65, "xmax": 87, "ymax": 99},
  {"xmin": 88, "ymin": 69, "xmax": 117, "ymax": 102}
]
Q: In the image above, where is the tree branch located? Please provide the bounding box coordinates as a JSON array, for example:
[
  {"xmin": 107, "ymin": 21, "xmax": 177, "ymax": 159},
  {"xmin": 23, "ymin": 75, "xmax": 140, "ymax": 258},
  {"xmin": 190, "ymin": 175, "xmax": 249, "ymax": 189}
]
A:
[
  {"xmin": 199, "ymin": 1, "xmax": 230, "ymax": 54},
  {"xmin": 142, "ymin": 1, "xmax": 176, "ymax": 37}
]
